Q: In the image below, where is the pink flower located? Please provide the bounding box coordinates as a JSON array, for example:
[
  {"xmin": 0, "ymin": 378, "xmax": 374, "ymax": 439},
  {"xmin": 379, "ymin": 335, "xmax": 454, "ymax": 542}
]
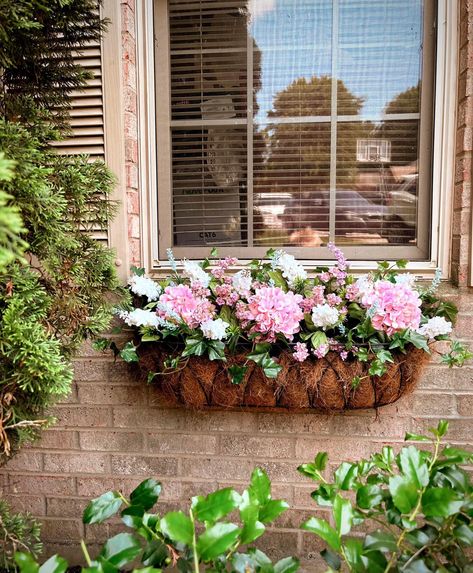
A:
[
  {"xmin": 313, "ymin": 343, "xmax": 329, "ymax": 358},
  {"xmin": 215, "ymin": 283, "xmax": 239, "ymax": 306},
  {"xmin": 158, "ymin": 284, "xmax": 215, "ymax": 328},
  {"xmin": 327, "ymin": 293, "xmax": 342, "ymax": 306},
  {"xmin": 293, "ymin": 342, "xmax": 309, "ymax": 362},
  {"xmin": 236, "ymin": 286, "xmax": 304, "ymax": 342},
  {"xmin": 361, "ymin": 280, "xmax": 421, "ymax": 335},
  {"xmin": 300, "ymin": 285, "xmax": 325, "ymax": 313}
]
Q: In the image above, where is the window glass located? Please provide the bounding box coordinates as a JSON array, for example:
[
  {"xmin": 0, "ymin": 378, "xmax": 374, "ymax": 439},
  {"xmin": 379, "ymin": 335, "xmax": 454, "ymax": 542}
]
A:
[{"xmin": 162, "ymin": 0, "xmax": 433, "ymax": 257}]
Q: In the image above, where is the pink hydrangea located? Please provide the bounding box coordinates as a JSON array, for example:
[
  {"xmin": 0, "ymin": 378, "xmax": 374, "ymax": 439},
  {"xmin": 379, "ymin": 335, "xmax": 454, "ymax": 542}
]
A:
[
  {"xmin": 215, "ymin": 283, "xmax": 239, "ymax": 306},
  {"xmin": 236, "ymin": 286, "xmax": 304, "ymax": 342},
  {"xmin": 313, "ymin": 343, "xmax": 329, "ymax": 358},
  {"xmin": 300, "ymin": 285, "xmax": 325, "ymax": 313},
  {"xmin": 158, "ymin": 284, "xmax": 215, "ymax": 328},
  {"xmin": 293, "ymin": 342, "xmax": 309, "ymax": 362},
  {"xmin": 326, "ymin": 293, "xmax": 342, "ymax": 306},
  {"xmin": 361, "ymin": 280, "xmax": 421, "ymax": 335}
]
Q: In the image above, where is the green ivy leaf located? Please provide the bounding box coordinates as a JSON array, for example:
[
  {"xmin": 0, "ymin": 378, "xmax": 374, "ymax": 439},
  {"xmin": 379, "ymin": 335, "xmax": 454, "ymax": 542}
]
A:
[
  {"xmin": 196, "ymin": 523, "xmax": 241, "ymax": 561},
  {"xmin": 130, "ymin": 479, "xmax": 162, "ymax": 510},
  {"xmin": 193, "ymin": 487, "xmax": 242, "ymax": 523},
  {"xmin": 228, "ymin": 364, "xmax": 246, "ymax": 385},
  {"xmin": 421, "ymin": 487, "xmax": 463, "ymax": 517},
  {"xmin": 182, "ymin": 337, "xmax": 206, "ymax": 358},
  {"xmin": 83, "ymin": 491, "xmax": 123, "ymax": 524},
  {"xmin": 302, "ymin": 517, "xmax": 340, "ymax": 551},
  {"xmin": 119, "ymin": 341, "xmax": 139, "ymax": 363},
  {"xmin": 99, "ymin": 533, "xmax": 142, "ymax": 568},
  {"xmin": 160, "ymin": 511, "xmax": 193, "ymax": 546}
]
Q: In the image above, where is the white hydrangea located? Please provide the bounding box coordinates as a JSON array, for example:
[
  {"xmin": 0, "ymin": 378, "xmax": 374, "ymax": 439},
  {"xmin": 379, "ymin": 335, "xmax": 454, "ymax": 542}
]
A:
[
  {"xmin": 311, "ymin": 304, "xmax": 340, "ymax": 329},
  {"xmin": 119, "ymin": 308, "xmax": 160, "ymax": 328},
  {"xmin": 200, "ymin": 318, "xmax": 229, "ymax": 340},
  {"xmin": 395, "ymin": 273, "xmax": 416, "ymax": 287},
  {"xmin": 354, "ymin": 275, "xmax": 373, "ymax": 300},
  {"xmin": 232, "ymin": 270, "xmax": 252, "ymax": 295},
  {"xmin": 417, "ymin": 316, "xmax": 452, "ymax": 339},
  {"xmin": 128, "ymin": 275, "xmax": 161, "ymax": 301},
  {"xmin": 275, "ymin": 252, "xmax": 307, "ymax": 286},
  {"xmin": 183, "ymin": 260, "xmax": 210, "ymax": 287}
]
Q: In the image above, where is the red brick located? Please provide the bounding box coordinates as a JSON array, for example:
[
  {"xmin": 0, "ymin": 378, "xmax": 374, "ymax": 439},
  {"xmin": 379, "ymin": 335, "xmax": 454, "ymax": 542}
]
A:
[
  {"xmin": 5, "ymin": 452, "xmax": 42, "ymax": 472},
  {"xmin": 411, "ymin": 392, "xmax": 456, "ymax": 416},
  {"xmin": 219, "ymin": 436, "xmax": 295, "ymax": 459},
  {"xmin": 7, "ymin": 495, "xmax": 46, "ymax": 516},
  {"xmin": 77, "ymin": 383, "xmax": 146, "ymax": 405},
  {"xmin": 111, "ymin": 455, "xmax": 178, "ymax": 476},
  {"xmin": 77, "ymin": 476, "xmax": 145, "ymax": 498},
  {"xmin": 44, "ymin": 453, "xmax": 109, "ymax": 474},
  {"xmin": 147, "ymin": 433, "xmax": 218, "ymax": 455},
  {"xmin": 9, "ymin": 476, "xmax": 75, "ymax": 496},
  {"xmin": 41, "ymin": 518, "xmax": 82, "ymax": 542},
  {"xmin": 73, "ymin": 360, "xmax": 110, "ymax": 382},
  {"xmin": 180, "ymin": 457, "xmax": 253, "ymax": 481},
  {"xmin": 53, "ymin": 406, "xmax": 113, "ymax": 428},
  {"xmin": 80, "ymin": 430, "xmax": 144, "ymax": 452},
  {"xmin": 457, "ymin": 394, "xmax": 473, "ymax": 416},
  {"xmin": 47, "ymin": 497, "xmax": 88, "ymax": 518}
]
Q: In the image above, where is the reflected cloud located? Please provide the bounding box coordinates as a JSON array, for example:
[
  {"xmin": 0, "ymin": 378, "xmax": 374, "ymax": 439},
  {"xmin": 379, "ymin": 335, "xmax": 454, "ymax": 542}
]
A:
[{"xmin": 248, "ymin": 0, "xmax": 276, "ymax": 20}]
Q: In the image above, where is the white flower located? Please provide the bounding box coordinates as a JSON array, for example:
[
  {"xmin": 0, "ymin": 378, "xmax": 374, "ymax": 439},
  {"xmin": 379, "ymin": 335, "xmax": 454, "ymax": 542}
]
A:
[
  {"xmin": 354, "ymin": 275, "xmax": 374, "ymax": 301},
  {"xmin": 232, "ymin": 270, "xmax": 252, "ymax": 296},
  {"xmin": 275, "ymin": 252, "xmax": 307, "ymax": 286},
  {"xmin": 417, "ymin": 316, "xmax": 452, "ymax": 339},
  {"xmin": 128, "ymin": 275, "xmax": 161, "ymax": 301},
  {"xmin": 119, "ymin": 308, "xmax": 160, "ymax": 328},
  {"xmin": 183, "ymin": 260, "xmax": 210, "ymax": 287},
  {"xmin": 200, "ymin": 318, "xmax": 229, "ymax": 340},
  {"xmin": 395, "ymin": 274, "xmax": 416, "ymax": 287},
  {"xmin": 311, "ymin": 304, "xmax": 340, "ymax": 329}
]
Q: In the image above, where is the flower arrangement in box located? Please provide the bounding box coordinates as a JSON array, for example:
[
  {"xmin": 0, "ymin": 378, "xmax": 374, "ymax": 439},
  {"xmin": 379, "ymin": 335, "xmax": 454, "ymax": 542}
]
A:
[{"xmin": 104, "ymin": 245, "xmax": 471, "ymax": 411}]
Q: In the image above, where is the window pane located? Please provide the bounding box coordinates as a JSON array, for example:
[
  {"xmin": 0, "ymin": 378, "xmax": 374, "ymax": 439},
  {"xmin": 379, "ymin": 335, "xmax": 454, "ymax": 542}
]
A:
[
  {"xmin": 335, "ymin": 119, "xmax": 419, "ymax": 246},
  {"xmin": 171, "ymin": 127, "xmax": 247, "ymax": 247}
]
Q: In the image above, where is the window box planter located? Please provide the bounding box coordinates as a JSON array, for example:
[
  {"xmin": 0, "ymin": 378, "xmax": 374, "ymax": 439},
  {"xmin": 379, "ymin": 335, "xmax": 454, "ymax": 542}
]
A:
[{"xmin": 137, "ymin": 344, "xmax": 429, "ymax": 411}]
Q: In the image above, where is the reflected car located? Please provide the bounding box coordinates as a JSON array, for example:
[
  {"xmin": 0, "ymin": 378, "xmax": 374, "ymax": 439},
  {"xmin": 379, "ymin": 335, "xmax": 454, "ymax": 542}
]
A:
[{"xmin": 384, "ymin": 176, "xmax": 417, "ymax": 244}]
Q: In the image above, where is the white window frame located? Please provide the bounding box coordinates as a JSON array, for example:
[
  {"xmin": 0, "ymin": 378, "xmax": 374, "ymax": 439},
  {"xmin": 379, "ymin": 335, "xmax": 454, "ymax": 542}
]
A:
[{"xmin": 135, "ymin": 0, "xmax": 457, "ymax": 278}]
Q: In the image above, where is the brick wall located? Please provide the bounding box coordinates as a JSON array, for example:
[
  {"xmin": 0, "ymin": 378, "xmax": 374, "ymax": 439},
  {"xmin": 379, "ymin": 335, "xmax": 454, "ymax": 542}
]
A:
[
  {"xmin": 1, "ymin": 288, "xmax": 472, "ymax": 570},
  {"xmin": 452, "ymin": 0, "xmax": 473, "ymax": 285}
]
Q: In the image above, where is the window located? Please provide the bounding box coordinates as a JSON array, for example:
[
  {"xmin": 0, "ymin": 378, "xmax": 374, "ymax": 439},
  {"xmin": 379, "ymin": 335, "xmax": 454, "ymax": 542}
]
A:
[{"xmin": 154, "ymin": 0, "xmax": 436, "ymax": 261}]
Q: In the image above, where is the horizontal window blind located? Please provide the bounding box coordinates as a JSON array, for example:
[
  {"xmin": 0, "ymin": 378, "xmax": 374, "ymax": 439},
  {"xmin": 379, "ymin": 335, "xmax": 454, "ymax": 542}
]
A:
[{"xmin": 157, "ymin": 0, "xmax": 435, "ymax": 259}]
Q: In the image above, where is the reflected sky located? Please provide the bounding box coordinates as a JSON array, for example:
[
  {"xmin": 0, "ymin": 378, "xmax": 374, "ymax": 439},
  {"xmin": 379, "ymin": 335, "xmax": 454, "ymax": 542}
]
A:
[{"xmin": 250, "ymin": 0, "xmax": 423, "ymax": 122}]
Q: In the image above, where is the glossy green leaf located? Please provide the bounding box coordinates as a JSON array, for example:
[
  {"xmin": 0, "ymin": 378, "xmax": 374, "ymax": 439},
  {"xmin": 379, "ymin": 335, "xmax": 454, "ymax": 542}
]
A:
[
  {"xmin": 14, "ymin": 552, "xmax": 40, "ymax": 573},
  {"xmin": 403, "ymin": 558, "xmax": 433, "ymax": 573},
  {"xmin": 421, "ymin": 487, "xmax": 463, "ymax": 517},
  {"xmin": 100, "ymin": 533, "xmax": 142, "ymax": 568},
  {"xmin": 302, "ymin": 517, "xmax": 340, "ymax": 551},
  {"xmin": 160, "ymin": 511, "xmax": 193, "ymax": 546},
  {"xmin": 196, "ymin": 522, "xmax": 241, "ymax": 561},
  {"xmin": 121, "ymin": 505, "xmax": 145, "ymax": 530},
  {"xmin": 404, "ymin": 432, "xmax": 430, "ymax": 442},
  {"xmin": 249, "ymin": 468, "xmax": 271, "ymax": 505},
  {"xmin": 342, "ymin": 538, "xmax": 363, "ymax": 570},
  {"xmin": 389, "ymin": 475, "xmax": 419, "ymax": 514},
  {"xmin": 141, "ymin": 539, "xmax": 169, "ymax": 568},
  {"xmin": 83, "ymin": 491, "xmax": 123, "ymax": 524},
  {"xmin": 454, "ymin": 524, "xmax": 473, "ymax": 546},
  {"xmin": 130, "ymin": 479, "xmax": 162, "ymax": 510},
  {"xmin": 259, "ymin": 499, "xmax": 289, "ymax": 523},
  {"xmin": 364, "ymin": 530, "xmax": 397, "ymax": 553},
  {"xmin": 399, "ymin": 446, "xmax": 429, "ymax": 488},
  {"xmin": 334, "ymin": 462, "xmax": 358, "ymax": 491},
  {"xmin": 247, "ymin": 548, "xmax": 274, "ymax": 573},
  {"xmin": 193, "ymin": 487, "xmax": 242, "ymax": 523},
  {"xmin": 356, "ymin": 484, "xmax": 383, "ymax": 510},
  {"xmin": 320, "ymin": 549, "xmax": 341, "ymax": 571},
  {"xmin": 274, "ymin": 556, "xmax": 300, "ymax": 573},
  {"xmin": 333, "ymin": 495, "xmax": 353, "ymax": 536},
  {"xmin": 239, "ymin": 490, "xmax": 265, "ymax": 544}
]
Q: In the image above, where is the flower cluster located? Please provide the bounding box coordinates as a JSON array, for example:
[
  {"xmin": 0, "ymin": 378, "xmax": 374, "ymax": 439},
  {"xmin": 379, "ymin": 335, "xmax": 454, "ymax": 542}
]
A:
[{"xmin": 117, "ymin": 247, "xmax": 467, "ymax": 379}]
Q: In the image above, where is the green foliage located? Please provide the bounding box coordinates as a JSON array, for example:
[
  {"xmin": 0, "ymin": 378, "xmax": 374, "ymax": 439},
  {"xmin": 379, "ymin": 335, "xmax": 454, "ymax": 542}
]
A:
[
  {"xmin": 299, "ymin": 421, "xmax": 473, "ymax": 572},
  {"xmin": 0, "ymin": 2, "xmax": 126, "ymax": 458},
  {"xmin": 0, "ymin": 499, "xmax": 42, "ymax": 571},
  {"xmin": 16, "ymin": 469, "xmax": 298, "ymax": 573}
]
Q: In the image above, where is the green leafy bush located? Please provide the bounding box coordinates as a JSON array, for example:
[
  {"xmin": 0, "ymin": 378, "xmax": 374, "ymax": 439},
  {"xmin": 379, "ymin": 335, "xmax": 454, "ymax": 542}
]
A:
[
  {"xmin": 15, "ymin": 468, "xmax": 299, "ymax": 573},
  {"xmin": 298, "ymin": 421, "xmax": 473, "ymax": 572},
  {"xmin": 0, "ymin": 2, "xmax": 126, "ymax": 458},
  {"xmin": 0, "ymin": 499, "xmax": 41, "ymax": 570}
]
